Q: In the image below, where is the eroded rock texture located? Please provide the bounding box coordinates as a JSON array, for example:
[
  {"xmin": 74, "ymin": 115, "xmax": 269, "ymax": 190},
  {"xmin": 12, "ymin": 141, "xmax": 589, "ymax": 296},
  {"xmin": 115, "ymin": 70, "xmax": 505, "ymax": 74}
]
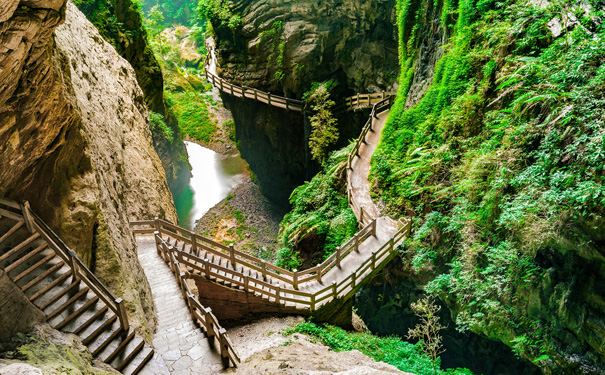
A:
[
  {"xmin": 0, "ymin": 0, "xmax": 177, "ymax": 336},
  {"xmin": 212, "ymin": 0, "xmax": 399, "ymax": 205}
]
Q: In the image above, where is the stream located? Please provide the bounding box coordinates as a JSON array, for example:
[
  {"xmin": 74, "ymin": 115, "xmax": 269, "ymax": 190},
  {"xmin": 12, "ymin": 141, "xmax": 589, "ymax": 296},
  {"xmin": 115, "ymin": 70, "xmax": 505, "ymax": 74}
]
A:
[{"xmin": 173, "ymin": 141, "xmax": 247, "ymax": 229}]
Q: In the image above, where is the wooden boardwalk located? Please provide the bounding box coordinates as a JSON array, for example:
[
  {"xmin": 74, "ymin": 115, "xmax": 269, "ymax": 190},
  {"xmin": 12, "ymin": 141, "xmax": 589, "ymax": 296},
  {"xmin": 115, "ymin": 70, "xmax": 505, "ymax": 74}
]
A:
[{"xmin": 204, "ymin": 38, "xmax": 395, "ymax": 113}]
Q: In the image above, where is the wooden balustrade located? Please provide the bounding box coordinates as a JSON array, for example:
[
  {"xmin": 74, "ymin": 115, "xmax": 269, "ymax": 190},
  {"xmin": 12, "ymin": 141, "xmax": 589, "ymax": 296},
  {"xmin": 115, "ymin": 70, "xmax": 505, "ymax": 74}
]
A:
[
  {"xmin": 0, "ymin": 199, "xmax": 130, "ymax": 331},
  {"xmin": 154, "ymin": 233, "xmax": 240, "ymax": 367}
]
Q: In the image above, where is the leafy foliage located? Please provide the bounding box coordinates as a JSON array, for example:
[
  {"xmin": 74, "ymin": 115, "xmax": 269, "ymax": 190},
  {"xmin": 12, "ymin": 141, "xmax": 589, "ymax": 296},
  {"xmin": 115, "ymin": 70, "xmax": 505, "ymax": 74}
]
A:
[
  {"xmin": 307, "ymin": 84, "xmax": 339, "ymax": 164},
  {"xmin": 198, "ymin": 0, "xmax": 242, "ymax": 31},
  {"xmin": 284, "ymin": 321, "xmax": 474, "ymax": 375},
  {"xmin": 165, "ymin": 91, "xmax": 216, "ymax": 143},
  {"xmin": 373, "ymin": 0, "xmax": 605, "ymax": 363},
  {"xmin": 149, "ymin": 110, "xmax": 174, "ymax": 142},
  {"xmin": 277, "ymin": 145, "xmax": 357, "ymax": 269}
]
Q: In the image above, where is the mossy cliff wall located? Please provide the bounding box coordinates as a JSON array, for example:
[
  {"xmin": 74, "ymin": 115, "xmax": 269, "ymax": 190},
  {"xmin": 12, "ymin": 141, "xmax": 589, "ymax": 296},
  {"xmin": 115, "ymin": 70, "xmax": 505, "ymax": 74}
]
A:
[
  {"xmin": 209, "ymin": 0, "xmax": 399, "ymax": 205},
  {"xmin": 0, "ymin": 0, "xmax": 178, "ymax": 336},
  {"xmin": 362, "ymin": 0, "xmax": 605, "ymax": 374}
]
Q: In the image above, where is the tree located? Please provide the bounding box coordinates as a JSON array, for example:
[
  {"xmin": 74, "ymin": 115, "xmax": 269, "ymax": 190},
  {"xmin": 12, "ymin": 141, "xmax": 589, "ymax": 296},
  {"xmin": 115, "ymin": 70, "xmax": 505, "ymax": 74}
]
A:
[
  {"xmin": 145, "ymin": 5, "xmax": 164, "ymax": 38},
  {"xmin": 406, "ymin": 296, "xmax": 445, "ymax": 375},
  {"xmin": 308, "ymin": 85, "xmax": 338, "ymax": 165}
]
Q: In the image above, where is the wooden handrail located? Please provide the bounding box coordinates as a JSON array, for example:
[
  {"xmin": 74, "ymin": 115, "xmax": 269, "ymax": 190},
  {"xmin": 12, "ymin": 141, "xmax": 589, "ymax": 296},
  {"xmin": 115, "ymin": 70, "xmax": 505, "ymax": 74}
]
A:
[
  {"xmin": 0, "ymin": 199, "xmax": 130, "ymax": 331},
  {"xmin": 154, "ymin": 233, "xmax": 240, "ymax": 367}
]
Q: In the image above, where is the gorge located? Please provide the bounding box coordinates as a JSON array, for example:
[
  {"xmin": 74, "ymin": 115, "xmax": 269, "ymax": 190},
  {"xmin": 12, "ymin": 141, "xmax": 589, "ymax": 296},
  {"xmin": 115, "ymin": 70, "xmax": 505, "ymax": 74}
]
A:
[{"xmin": 1, "ymin": 0, "xmax": 604, "ymax": 374}]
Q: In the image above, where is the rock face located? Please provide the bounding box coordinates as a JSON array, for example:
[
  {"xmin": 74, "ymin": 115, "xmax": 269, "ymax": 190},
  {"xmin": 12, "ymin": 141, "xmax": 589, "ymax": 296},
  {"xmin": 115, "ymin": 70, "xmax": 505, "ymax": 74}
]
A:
[
  {"xmin": 0, "ymin": 0, "xmax": 177, "ymax": 335},
  {"xmin": 230, "ymin": 338, "xmax": 411, "ymax": 375},
  {"xmin": 0, "ymin": 270, "xmax": 45, "ymax": 343},
  {"xmin": 74, "ymin": 0, "xmax": 190, "ymax": 193},
  {"xmin": 210, "ymin": 0, "xmax": 399, "ymax": 205}
]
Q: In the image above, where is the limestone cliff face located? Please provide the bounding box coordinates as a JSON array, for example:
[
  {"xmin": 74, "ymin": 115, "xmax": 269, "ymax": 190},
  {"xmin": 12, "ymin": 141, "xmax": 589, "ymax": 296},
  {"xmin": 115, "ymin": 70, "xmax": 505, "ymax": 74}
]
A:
[
  {"xmin": 0, "ymin": 0, "xmax": 177, "ymax": 336},
  {"xmin": 211, "ymin": 0, "xmax": 398, "ymax": 205},
  {"xmin": 74, "ymin": 0, "xmax": 191, "ymax": 193}
]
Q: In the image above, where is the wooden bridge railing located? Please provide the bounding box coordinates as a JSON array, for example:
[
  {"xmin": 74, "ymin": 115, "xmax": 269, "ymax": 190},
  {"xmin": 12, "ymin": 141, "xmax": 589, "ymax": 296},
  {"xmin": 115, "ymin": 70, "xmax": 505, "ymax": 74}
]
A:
[
  {"xmin": 0, "ymin": 198, "xmax": 130, "ymax": 331},
  {"xmin": 145, "ymin": 219, "xmax": 410, "ymax": 314},
  {"xmin": 131, "ymin": 216, "xmax": 378, "ymax": 291},
  {"xmin": 154, "ymin": 234, "xmax": 240, "ymax": 367},
  {"xmin": 341, "ymin": 92, "xmax": 397, "ymax": 111},
  {"xmin": 346, "ymin": 95, "xmax": 395, "ymax": 226}
]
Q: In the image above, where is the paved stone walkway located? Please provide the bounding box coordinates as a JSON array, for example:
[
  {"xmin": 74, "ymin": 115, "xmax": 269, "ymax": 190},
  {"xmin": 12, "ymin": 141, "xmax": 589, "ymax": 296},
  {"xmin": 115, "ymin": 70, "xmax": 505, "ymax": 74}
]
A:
[{"xmin": 137, "ymin": 235, "xmax": 224, "ymax": 375}]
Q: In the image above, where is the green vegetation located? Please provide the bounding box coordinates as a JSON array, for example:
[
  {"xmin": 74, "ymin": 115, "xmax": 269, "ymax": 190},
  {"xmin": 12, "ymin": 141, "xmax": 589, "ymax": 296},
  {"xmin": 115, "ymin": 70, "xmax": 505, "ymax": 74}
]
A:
[
  {"xmin": 284, "ymin": 321, "xmax": 473, "ymax": 375},
  {"xmin": 198, "ymin": 0, "xmax": 242, "ymax": 31},
  {"xmin": 277, "ymin": 145, "xmax": 357, "ymax": 270},
  {"xmin": 371, "ymin": 0, "xmax": 605, "ymax": 364},
  {"xmin": 407, "ymin": 297, "xmax": 445, "ymax": 375},
  {"xmin": 165, "ymin": 91, "xmax": 217, "ymax": 143},
  {"xmin": 138, "ymin": 0, "xmax": 199, "ymax": 26},
  {"xmin": 149, "ymin": 110, "xmax": 174, "ymax": 142},
  {"xmin": 306, "ymin": 82, "xmax": 339, "ymax": 164},
  {"xmin": 260, "ymin": 21, "xmax": 287, "ymax": 82}
]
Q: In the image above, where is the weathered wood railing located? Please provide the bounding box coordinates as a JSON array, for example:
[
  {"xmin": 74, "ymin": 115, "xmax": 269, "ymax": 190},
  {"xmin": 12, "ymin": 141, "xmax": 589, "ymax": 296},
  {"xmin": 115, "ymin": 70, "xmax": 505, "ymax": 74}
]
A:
[
  {"xmin": 0, "ymin": 198, "xmax": 130, "ymax": 330},
  {"xmin": 138, "ymin": 219, "xmax": 411, "ymax": 314},
  {"xmin": 153, "ymin": 233, "xmax": 240, "ymax": 367},
  {"xmin": 342, "ymin": 92, "xmax": 397, "ymax": 111},
  {"xmin": 203, "ymin": 69, "xmax": 304, "ymax": 112},
  {"xmin": 346, "ymin": 95, "xmax": 395, "ymax": 226},
  {"xmin": 131, "ymin": 216, "xmax": 377, "ymax": 291}
]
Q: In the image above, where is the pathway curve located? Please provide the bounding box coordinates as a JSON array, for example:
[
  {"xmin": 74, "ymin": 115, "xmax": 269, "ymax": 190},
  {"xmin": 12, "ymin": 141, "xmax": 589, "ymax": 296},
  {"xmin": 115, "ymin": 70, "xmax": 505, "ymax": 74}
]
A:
[
  {"xmin": 136, "ymin": 235, "xmax": 224, "ymax": 375},
  {"xmin": 349, "ymin": 110, "xmax": 399, "ymax": 231}
]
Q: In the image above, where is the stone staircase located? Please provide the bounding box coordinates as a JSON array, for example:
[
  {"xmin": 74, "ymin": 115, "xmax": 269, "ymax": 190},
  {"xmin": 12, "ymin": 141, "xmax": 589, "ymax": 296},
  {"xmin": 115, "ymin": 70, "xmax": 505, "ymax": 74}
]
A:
[{"xmin": 0, "ymin": 200, "xmax": 154, "ymax": 375}]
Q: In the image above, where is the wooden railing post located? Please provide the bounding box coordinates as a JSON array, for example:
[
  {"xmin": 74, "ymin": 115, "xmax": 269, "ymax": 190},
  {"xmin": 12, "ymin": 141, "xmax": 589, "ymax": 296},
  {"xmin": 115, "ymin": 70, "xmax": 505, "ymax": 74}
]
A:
[
  {"xmin": 286, "ymin": 98, "xmax": 289, "ymax": 111},
  {"xmin": 336, "ymin": 247, "xmax": 341, "ymax": 268},
  {"xmin": 360, "ymin": 206, "xmax": 364, "ymax": 224},
  {"xmin": 372, "ymin": 219, "xmax": 377, "ymax": 236},
  {"xmin": 311, "ymin": 293, "xmax": 316, "ymax": 311},
  {"xmin": 332, "ymin": 281, "xmax": 337, "ymax": 299},
  {"xmin": 20, "ymin": 201, "xmax": 34, "ymax": 233},
  {"xmin": 355, "ymin": 234, "xmax": 360, "ymax": 253},
  {"xmin": 316, "ymin": 264, "xmax": 322, "ymax": 283},
  {"xmin": 244, "ymin": 276, "xmax": 249, "ymax": 291},
  {"xmin": 229, "ymin": 244, "xmax": 236, "ymax": 269},
  {"xmin": 371, "ymin": 251, "xmax": 376, "ymax": 270},
  {"xmin": 169, "ymin": 246, "xmax": 176, "ymax": 272},
  {"xmin": 191, "ymin": 234, "xmax": 198, "ymax": 256},
  {"xmin": 68, "ymin": 250, "xmax": 80, "ymax": 282},
  {"xmin": 154, "ymin": 217, "xmax": 160, "ymax": 234},
  {"xmin": 261, "ymin": 261, "xmax": 267, "ymax": 281},
  {"xmin": 293, "ymin": 270, "xmax": 298, "ymax": 290},
  {"xmin": 254, "ymin": 90, "xmax": 257, "ymax": 101},
  {"xmin": 352, "ymin": 272, "xmax": 356, "ymax": 288},
  {"xmin": 276, "ymin": 285, "xmax": 281, "ymax": 304},
  {"xmin": 154, "ymin": 231, "xmax": 161, "ymax": 256},
  {"xmin": 116, "ymin": 298, "xmax": 130, "ymax": 331},
  {"xmin": 267, "ymin": 93, "xmax": 272, "ymax": 106},
  {"xmin": 204, "ymin": 258, "xmax": 210, "ymax": 278}
]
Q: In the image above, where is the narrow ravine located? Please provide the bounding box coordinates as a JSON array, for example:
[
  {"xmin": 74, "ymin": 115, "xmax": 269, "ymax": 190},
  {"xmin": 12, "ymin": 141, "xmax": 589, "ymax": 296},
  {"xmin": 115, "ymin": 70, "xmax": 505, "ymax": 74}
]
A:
[{"xmin": 173, "ymin": 141, "xmax": 247, "ymax": 229}]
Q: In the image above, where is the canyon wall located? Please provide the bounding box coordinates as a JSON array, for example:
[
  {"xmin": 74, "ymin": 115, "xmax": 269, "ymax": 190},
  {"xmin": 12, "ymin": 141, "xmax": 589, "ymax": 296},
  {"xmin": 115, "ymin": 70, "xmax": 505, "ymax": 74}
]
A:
[
  {"xmin": 210, "ymin": 0, "xmax": 399, "ymax": 205},
  {"xmin": 0, "ymin": 0, "xmax": 177, "ymax": 336}
]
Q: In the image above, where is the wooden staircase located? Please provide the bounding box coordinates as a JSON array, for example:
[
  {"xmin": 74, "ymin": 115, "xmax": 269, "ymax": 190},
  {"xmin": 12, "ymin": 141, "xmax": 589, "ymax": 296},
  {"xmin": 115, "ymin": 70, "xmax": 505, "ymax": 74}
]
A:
[{"xmin": 0, "ymin": 199, "xmax": 155, "ymax": 375}]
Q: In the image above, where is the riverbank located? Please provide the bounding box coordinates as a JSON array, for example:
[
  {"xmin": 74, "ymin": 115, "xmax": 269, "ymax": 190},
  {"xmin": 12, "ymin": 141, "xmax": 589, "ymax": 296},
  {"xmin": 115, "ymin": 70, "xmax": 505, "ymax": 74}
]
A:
[{"xmin": 194, "ymin": 178, "xmax": 286, "ymax": 260}]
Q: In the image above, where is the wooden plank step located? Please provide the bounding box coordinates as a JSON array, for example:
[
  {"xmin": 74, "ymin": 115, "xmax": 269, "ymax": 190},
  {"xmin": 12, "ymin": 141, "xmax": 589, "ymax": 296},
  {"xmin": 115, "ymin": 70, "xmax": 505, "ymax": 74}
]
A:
[
  {"xmin": 12, "ymin": 253, "xmax": 56, "ymax": 283},
  {"xmin": 6, "ymin": 243, "xmax": 47, "ymax": 273},
  {"xmin": 0, "ymin": 221, "xmax": 24, "ymax": 245},
  {"xmin": 38, "ymin": 280, "xmax": 79, "ymax": 311},
  {"xmin": 54, "ymin": 295, "xmax": 99, "ymax": 330},
  {"xmin": 21, "ymin": 262, "xmax": 64, "ymax": 293},
  {"xmin": 29, "ymin": 270, "xmax": 72, "ymax": 302},
  {"xmin": 0, "ymin": 232, "xmax": 40, "ymax": 263},
  {"xmin": 74, "ymin": 305, "xmax": 108, "ymax": 336},
  {"xmin": 116, "ymin": 339, "xmax": 145, "ymax": 372},
  {"xmin": 83, "ymin": 314, "xmax": 117, "ymax": 345},
  {"xmin": 104, "ymin": 329, "xmax": 135, "ymax": 364},
  {"xmin": 123, "ymin": 347, "xmax": 154, "ymax": 375},
  {"xmin": 47, "ymin": 287, "xmax": 90, "ymax": 320},
  {"xmin": 92, "ymin": 326, "xmax": 124, "ymax": 357}
]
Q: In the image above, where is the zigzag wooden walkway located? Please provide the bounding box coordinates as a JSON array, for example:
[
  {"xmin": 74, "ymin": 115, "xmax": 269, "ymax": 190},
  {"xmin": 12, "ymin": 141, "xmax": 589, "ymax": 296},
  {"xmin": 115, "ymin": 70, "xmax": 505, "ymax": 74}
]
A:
[
  {"xmin": 0, "ymin": 200, "xmax": 156, "ymax": 375},
  {"xmin": 203, "ymin": 39, "xmax": 395, "ymax": 112},
  {"xmin": 130, "ymin": 96, "xmax": 410, "ymax": 357}
]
